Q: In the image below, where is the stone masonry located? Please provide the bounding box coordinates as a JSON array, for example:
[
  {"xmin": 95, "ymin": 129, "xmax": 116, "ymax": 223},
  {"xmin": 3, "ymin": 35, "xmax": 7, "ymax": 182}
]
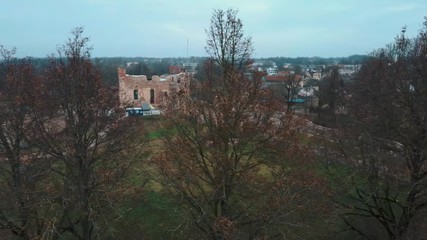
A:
[{"xmin": 118, "ymin": 67, "xmax": 189, "ymax": 107}]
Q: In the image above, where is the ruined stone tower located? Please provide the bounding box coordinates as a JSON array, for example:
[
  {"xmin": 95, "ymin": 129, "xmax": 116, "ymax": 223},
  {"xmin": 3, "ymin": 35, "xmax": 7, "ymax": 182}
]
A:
[{"xmin": 118, "ymin": 67, "xmax": 189, "ymax": 107}]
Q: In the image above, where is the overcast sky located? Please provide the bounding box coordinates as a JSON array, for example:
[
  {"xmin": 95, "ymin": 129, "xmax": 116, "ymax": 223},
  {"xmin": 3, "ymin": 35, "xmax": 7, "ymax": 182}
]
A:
[{"xmin": 1, "ymin": 0, "xmax": 426, "ymax": 58}]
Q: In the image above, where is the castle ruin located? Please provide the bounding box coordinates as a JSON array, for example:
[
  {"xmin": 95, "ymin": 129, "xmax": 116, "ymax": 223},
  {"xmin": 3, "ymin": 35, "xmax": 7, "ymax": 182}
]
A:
[{"xmin": 118, "ymin": 67, "xmax": 189, "ymax": 107}]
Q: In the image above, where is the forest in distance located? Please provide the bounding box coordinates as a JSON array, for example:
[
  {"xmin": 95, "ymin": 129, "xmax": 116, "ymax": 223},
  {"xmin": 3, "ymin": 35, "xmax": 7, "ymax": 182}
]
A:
[
  {"xmin": 0, "ymin": 8, "xmax": 426, "ymax": 240},
  {"xmin": 0, "ymin": 54, "xmax": 368, "ymax": 88}
]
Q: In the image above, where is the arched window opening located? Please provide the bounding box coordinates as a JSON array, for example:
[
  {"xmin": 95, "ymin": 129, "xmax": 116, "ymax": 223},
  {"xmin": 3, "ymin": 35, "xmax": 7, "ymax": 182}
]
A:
[
  {"xmin": 150, "ymin": 89, "xmax": 155, "ymax": 104},
  {"xmin": 133, "ymin": 89, "xmax": 138, "ymax": 100}
]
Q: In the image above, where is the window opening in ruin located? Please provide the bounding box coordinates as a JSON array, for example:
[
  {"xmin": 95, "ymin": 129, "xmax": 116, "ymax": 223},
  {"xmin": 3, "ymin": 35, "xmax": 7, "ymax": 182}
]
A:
[
  {"xmin": 150, "ymin": 89, "xmax": 155, "ymax": 104},
  {"xmin": 133, "ymin": 89, "xmax": 138, "ymax": 100}
]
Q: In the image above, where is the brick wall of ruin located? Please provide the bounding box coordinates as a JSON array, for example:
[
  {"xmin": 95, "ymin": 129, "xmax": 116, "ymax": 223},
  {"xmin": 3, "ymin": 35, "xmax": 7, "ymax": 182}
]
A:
[{"xmin": 118, "ymin": 67, "xmax": 189, "ymax": 107}]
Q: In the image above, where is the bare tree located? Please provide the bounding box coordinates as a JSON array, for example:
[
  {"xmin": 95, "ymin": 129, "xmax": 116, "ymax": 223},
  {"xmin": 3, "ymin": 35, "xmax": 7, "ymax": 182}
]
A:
[
  {"xmin": 205, "ymin": 8, "xmax": 253, "ymax": 78},
  {"xmin": 0, "ymin": 48, "xmax": 54, "ymax": 239},
  {"xmin": 318, "ymin": 66, "xmax": 344, "ymax": 124},
  {"xmin": 24, "ymin": 27, "xmax": 143, "ymax": 240},
  {"xmin": 153, "ymin": 10, "xmax": 330, "ymax": 239},
  {"xmin": 334, "ymin": 20, "xmax": 427, "ymax": 240},
  {"xmin": 156, "ymin": 72, "xmax": 311, "ymax": 239},
  {"xmin": 283, "ymin": 69, "xmax": 303, "ymax": 112}
]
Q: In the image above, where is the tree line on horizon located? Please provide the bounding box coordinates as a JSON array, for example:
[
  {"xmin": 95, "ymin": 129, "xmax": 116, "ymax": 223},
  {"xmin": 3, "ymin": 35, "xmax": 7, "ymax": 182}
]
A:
[{"xmin": 0, "ymin": 54, "xmax": 368, "ymax": 88}]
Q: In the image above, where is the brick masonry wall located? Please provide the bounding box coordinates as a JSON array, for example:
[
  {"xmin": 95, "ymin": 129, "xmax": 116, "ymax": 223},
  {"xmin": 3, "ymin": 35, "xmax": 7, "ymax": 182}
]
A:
[{"xmin": 118, "ymin": 67, "xmax": 189, "ymax": 107}]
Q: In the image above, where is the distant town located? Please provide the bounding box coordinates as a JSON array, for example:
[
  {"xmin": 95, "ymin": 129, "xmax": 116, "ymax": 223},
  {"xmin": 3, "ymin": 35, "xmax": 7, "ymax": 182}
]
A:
[{"xmin": 112, "ymin": 55, "xmax": 365, "ymax": 117}]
